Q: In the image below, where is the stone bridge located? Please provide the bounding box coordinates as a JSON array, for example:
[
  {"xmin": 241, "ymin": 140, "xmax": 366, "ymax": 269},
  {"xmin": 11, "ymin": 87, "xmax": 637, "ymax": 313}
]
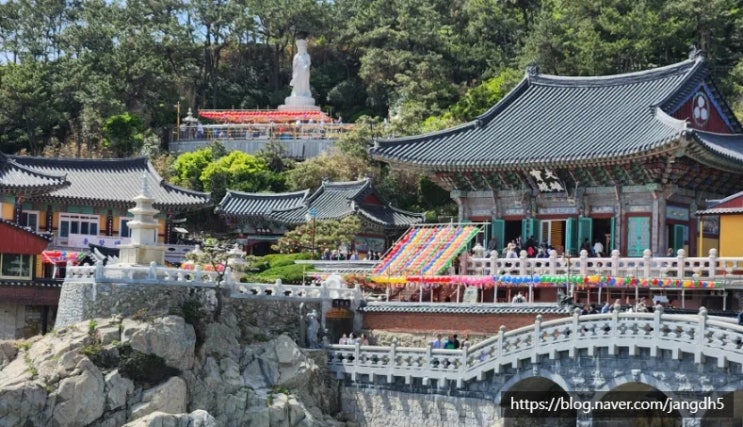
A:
[{"xmin": 327, "ymin": 308, "xmax": 743, "ymax": 426}]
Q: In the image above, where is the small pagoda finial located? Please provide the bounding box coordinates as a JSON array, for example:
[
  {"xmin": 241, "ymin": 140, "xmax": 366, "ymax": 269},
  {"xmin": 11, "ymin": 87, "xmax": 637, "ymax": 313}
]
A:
[{"xmin": 141, "ymin": 173, "xmax": 150, "ymax": 198}]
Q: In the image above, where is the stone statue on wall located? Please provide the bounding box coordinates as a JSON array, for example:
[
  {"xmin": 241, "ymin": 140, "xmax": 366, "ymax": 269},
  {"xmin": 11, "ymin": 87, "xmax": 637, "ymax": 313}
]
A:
[
  {"xmin": 306, "ymin": 309, "xmax": 320, "ymax": 348},
  {"xmin": 290, "ymin": 39, "xmax": 312, "ymax": 98}
]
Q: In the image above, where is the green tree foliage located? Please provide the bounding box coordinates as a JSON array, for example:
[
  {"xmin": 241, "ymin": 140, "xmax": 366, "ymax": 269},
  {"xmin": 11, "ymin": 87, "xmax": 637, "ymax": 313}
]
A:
[
  {"xmin": 0, "ymin": 0, "xmax": 740, "ymax": 157},
  {"xmin": 200, "ymin": 151, "xmax": 273, "ymax": 202},
  {"xmin": 102, "ymin": 113, "xmax": 146, "ymax": 157},
  {"xmin": 171, "ymin": 147, "xmax": 215, "ymax": 191},
  {"xmin": 445, "ymin": 68, "xmax": 522, "ymax": 122},
  {"xmin": 273, "ymin": 216, "xmax": 362, "ymax": 254},
  {"xmin": 285, "ymin": 149, "xmax": 378, "ymax": 192},
  {"xmin": 0, "ymin": 62, "xmax": 63, "ymax": 154}
]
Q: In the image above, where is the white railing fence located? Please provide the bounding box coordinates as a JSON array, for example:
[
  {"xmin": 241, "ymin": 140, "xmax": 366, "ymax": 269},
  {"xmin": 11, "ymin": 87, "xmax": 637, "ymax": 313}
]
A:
[
  {"xmin": 463, "ymin": 248, "xmax": 743, "ymax": 282},
  {"xmin": 327, "ymin": 307, "xmax": 743, "ymax": 388},
  {"xmin": 64, "ymin": 261, "xmax": 364, "ymax": 301}
]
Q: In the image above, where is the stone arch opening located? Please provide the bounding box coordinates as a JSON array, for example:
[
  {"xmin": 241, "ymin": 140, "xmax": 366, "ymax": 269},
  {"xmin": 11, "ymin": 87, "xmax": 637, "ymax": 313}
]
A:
[
  {"xmin": 701, "ymin": 391, "xmax": 742, "ymax": 426},
  {"xmin": 594, "ymin": 382, "xmax": 680, "ymax": 427},
  {"xmin": 502, "ymin": 377, "xmax": 576, "ymax": 427}
]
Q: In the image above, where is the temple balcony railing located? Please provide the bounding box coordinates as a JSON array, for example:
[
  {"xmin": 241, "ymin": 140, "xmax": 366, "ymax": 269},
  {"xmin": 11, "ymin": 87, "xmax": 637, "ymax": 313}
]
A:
[
  {"xmin": 168, "ymin": 123, "xmax": 354, "ymax": 158},
  {"xmin": 174, "ymin": 122, "xmax": 354, "ymax": 142},
  {"xmin": 461, "ymin": 248, "xmax": 743, "ymax": 286},
  {"xmin": 326, "ymin": 307, "xmax": 743, "ymax": 388}
]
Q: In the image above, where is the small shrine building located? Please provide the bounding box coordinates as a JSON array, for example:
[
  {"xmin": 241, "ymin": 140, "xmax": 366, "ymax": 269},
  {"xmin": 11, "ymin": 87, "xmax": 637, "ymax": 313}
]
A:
[
  {"xmin": 216, "ymin": 178, "xmax": 424, "ymax": 257},
  {"xmin": 371, "ymin": 52, "xmax": 743, "ymax": 257}
]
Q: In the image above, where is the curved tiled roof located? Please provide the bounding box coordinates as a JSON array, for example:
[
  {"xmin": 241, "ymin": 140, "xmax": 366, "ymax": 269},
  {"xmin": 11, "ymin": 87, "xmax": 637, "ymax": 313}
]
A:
[
  {"xmin": 0, "ymin": 153, "xmax": 69, "ymax": 194},
  {"xmin": 691, "ymin": 130, "xmax": 743, "ymax": 166},
  {"xmin": 696, "ymin": 188, "xmax": 743, "ymax": 216},
  {"xmin": 371, "ymin": 57, "xmax": 743, "ymax": 170},
  {"xmin": 356, "ymin": 203, "xmax": 425, "ymax": 227},
  {"xmin": 0, "ymin": 218, "xmax": 53, "ymax": 242},
  {"xmin": 267, "ymin": 179, "xmax": 423, "ymax": 228},
  {"xmin": 10, "ymin": 156, "xmax": 211, "ymax": 210},
  {"xmin": 216, "ymin": 189, "xmax": 309, "ymax": 217}
]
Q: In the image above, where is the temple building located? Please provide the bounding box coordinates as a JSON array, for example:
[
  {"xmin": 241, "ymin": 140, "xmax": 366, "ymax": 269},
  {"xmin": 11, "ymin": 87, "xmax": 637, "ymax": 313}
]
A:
[
  {"xmin": 0, "ymin": 154, "xmax": 211, "ymax": 338},
  {"xmin": 371, "ymin": 51, "xmax": 743, "ymax": 257},
  {"xmin": 0, "ymin": 154, "xmax": 70, "ymax": 338},
  {"xmin": 696, "ymin": 191, "xmax": 743, "ymax": 256},
  {"xmin": 216, "ymin": 178, "xmax": 424, "ymax": 257}
]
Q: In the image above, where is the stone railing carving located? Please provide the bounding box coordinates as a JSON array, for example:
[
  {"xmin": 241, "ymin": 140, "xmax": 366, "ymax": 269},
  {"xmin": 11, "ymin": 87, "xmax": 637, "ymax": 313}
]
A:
[
  {"xmin": 64, "ymin": 261, "xmax": 222, "ymax": 287},
  {"xmin": 231, "ymin": 280, "xmax": 363, "ymax": 301},
  {"xmin": 64, "ymin": 261, "xmax": 363, "ymax": 303},
  {"xmin": 462, "ymin": 248, "xmax": 743, "ymax": 283},
  {"xmin": 327, "ymin": 307, "xmax": 743, "ymax": 388}
]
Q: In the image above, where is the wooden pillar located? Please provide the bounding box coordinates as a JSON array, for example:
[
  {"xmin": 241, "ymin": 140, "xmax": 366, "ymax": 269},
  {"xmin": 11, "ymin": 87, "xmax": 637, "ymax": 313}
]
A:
[
  {"xmin": 46, "ymin": 205, "xmax": 53, "ymax": 233},
  {"xmin": 13, "ymin": 196, "xmax": 23, "ymax": 224},
  {"xmin": 106, "ymin": 210, "xmax": 114, "ymax": 236},
  {"xmin": 165, "ymin": 214, "xmax": 174, "ymax": 244}
]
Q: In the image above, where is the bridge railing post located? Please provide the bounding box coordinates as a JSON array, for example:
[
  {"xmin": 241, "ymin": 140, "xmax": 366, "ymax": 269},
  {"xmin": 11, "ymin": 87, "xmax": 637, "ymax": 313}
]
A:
[
  {"xmin": 387, "ymin": 340, "xmax": 397, "ymax": 384},
  {"xmin": 570, "ymin": 308, "xmax": 580, "ymax": 358},
  {"xmin": 651, "ymin": 305, "xmax": 663, "ymax": 357},
  {"xmin": 458, "ymin": 344, "xmax": 468, "ymax": 388},
  {"xmin": 426, "ymin": 343, "xmax": 433, "ymax": 373},
  {"xmin": 609, "ymin": 306, "xmax": 619, "ymax": 355},
  {"xmin": 495, "ymin": 326, "xmax": 505, "ymax": 374},
  {"xmin": 695, "ymin": 307, "xmax": 707, "ymax": 364},
  {"xmin": 532, "ymin": 315, "xmax": 542, "ymax": 364},
  {"xmin": 354, "ymin": 341, "xmax": 361, "ymax": 378}
]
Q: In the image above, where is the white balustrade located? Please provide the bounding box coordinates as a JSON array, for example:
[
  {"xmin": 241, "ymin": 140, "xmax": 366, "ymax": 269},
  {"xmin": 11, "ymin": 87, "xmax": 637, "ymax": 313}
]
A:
[
  {"xmin": 65, "ymin": 261, "xmax": 223, "ymax": 288},
  {"xmin": 465, "ymin": 248, "xmax": 743, "ymax": 284},
  {"xmin": 232, "ymin": 279, "xmax": 362, "ymax": 301},
  {"xmin": 64, "ymin": 262, "xmax": 364, "ymax": 303},
  {"xmin": 327, "ymin": 307, "xmax": 743, "ymax": 388}
]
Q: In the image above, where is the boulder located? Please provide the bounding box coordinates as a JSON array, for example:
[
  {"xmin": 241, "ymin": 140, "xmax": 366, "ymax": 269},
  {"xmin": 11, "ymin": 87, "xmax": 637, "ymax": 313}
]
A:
[
  {"xmin": 200, "ymin": 322, "xmax": 239, "ymax": 359},
  {"xmin": 96, "ymin": 325, "xmax": 122, "ymax": 345},
  {"xmin": 122, "ymin": 409, "xmax": 217, "ymax": 427},
  {"xmin": 130, "ymin": 376, "xmax": 188, "ymax": 420},
  {"xmin": 52, "ymin": 358, "xmax": 106, "ymax": 427},
  {"xmin": 0, "ymin": 382, "xmax": 48, "ymax": 427},
  {"xmin": 242, "ymin": 335, "xmax": 314, "ymax": 390},
  {"xmin": 129, "ymin": 316, "xmax": 196, "ymax": 371},
  {"xmin": 0, "ymin": 342, "xmax": 17, "ymax": 370},
  {"xmin": 105, "ymin": 369, "xmax": 134, "ymax": 411}
]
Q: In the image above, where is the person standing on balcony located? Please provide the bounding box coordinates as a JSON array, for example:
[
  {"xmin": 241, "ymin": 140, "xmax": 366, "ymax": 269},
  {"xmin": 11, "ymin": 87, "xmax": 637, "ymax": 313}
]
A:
[
  {"xmin": 432, "ymin": 334, "xmax": 443, "ymax": 349},
  {"xmin": 593, "ymin": 240, "xmax": 604, "ymax": 258}
]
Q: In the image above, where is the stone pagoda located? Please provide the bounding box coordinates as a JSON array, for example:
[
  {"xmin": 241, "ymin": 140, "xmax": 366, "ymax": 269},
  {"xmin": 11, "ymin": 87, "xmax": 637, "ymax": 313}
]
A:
[{"xmin": 117, "ymin": 174, "xmax": 165, "ymax": 265}]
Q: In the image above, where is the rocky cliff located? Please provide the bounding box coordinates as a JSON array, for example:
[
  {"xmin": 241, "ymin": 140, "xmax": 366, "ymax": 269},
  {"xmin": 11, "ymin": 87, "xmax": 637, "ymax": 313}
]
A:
[{"xmin": 0, "ymin": 309, "xmax": 348, "ymax": 427}]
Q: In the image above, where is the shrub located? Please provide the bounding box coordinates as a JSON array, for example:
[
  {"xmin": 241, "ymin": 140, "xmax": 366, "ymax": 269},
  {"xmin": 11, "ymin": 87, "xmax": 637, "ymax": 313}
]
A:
[{"xmin": 117, "ymin": 344, "xmax": 180, "ymax": 386}]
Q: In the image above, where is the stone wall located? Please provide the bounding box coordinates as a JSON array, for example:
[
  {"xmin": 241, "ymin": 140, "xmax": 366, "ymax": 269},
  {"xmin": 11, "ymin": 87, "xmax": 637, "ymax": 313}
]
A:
[
  {"xmin": 55, "ymin": 281, "xmax": 322, "ymax": 345},
  {"xmin": 0, "ymin": 303, "xmax": 22, "ymax": 340},
  {"xmin": 341, "ymin": 387, "xmax": 500, "ymax": 427}
]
